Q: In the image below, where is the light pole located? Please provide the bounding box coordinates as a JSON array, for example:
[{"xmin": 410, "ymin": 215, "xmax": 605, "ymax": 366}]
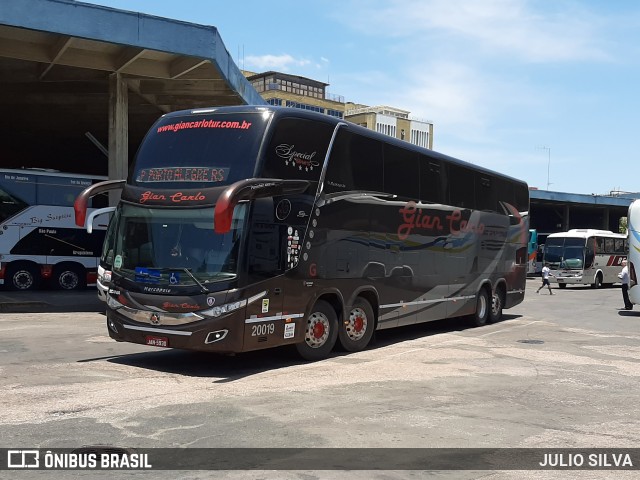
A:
[{"xmin": 537, "ymin": 145, "xmax": 551, "ymax": 190}]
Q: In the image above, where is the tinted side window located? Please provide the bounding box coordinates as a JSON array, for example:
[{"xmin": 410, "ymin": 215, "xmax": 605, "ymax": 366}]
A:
[
  {"xmin": 449, "ymin": 165, "xmax": 475, "ymax": 209},
  {"xmin": 262, "ymin": 117, "xmax": 334, "ymax": 182},
  {"xmin": 420, "ymin": 159, "xmax": 444, "ymax": 204},
  {"xmin": 37, "ymin": 176, "xmax": 93, "ymax": 207},
  {"xmin": 475, "ymin": 174, "xmax": 495, "ymax": 212},
  {"xmin": 325, "ymin": 130, "xmax": 383, "ymax": 193},
  {"xmin": 514, "ymin": 181, "xmax": 529, "ymax": 212},
  {"xmin": 383, "ymin": 144, "xmax": 420, "ymax": 200}
]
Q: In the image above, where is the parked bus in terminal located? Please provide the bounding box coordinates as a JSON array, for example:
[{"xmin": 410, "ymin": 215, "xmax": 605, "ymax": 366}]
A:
[
  {"xmin": 544, "ymin": 229, "xmax": 627, "ymax": 289},
  {"xmin": 527, "ymin": 229, "xmax": 538, "ymax": 275},
  {"xmin": 627, "ymin": 200, "xmax": 640, "ymax": 305},
  {"xmin": 0, "ymin": 168, "xmax": 109, "ymax": 290},
  {"xmin": 75, "ymin": 106, "xmax": 529, "ymax": 360}
]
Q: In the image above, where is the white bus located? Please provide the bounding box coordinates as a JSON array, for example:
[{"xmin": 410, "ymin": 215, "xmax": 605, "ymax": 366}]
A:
[
  {"xmin": 627, "ymin": 200, "xmax": 640, "ymax": 304},
  {"xmin": 0, "ymin": 168, "xmax": 109, "ymax": 290},
  {"xmin": 543, "ymin": 229, "xmax": 627, "ymax": 289}
]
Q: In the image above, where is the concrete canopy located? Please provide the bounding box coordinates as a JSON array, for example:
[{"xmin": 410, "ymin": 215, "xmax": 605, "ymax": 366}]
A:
[{"xmin": 0, "ymin": 0, "xmax": 264, "ymax": 177}]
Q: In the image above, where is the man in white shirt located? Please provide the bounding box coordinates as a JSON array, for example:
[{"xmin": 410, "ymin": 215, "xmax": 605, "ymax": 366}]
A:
[
  {"xmin": 536, "ymin": 263, "xmax": 554, "ymax": 295},
  {"xmin": 618, "ymin": 259, "xmax": 633, "ymax": 310}
]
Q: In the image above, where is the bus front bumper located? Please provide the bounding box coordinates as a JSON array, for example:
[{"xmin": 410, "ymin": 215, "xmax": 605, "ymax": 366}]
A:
[{"xmin": 552, "ymin": 275, "xmax": 583, "ymax": 285}]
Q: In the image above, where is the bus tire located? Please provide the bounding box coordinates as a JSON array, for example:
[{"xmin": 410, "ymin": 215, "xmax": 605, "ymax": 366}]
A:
[
  {"xmin": 295, "ymin": 300, "xmax": 338, "ymax": 361},
  {"xmin": 338, "ymin": 298, "xmax": 375, "ymax": 352},
  {"xmin": 558, "ymin": 283, "xmax": 567, "ymax": 289},
  {"xmin": 6, "ymin": 263, "xmax": 40, "ymax": 291},
  {"xmin": 591, "ymin": 273, "xmax": 603, "ymax": 289},
  {"xmin": 469, "ymin": 288, "xmax": 490, "ymax": 327},
  {"xmin": 489, "ymin": 287, "xmax": 504, "ymax": 324},
  {"xmin": 54, "ymin": 264, "xmax": 85, "ymax": 290}
]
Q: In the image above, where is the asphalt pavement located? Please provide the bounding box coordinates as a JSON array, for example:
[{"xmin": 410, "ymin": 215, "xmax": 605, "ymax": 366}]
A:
[{"xmin": 0, "ymin": 288, "xmax": 104, "ymax": 313}]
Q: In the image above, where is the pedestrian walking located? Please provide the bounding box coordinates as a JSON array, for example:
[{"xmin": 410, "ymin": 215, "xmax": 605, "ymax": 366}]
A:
[
  {"xmin": 618, "ymin": 259, "xmax": 633, "ymax": 310},
  {"xmin": 536, "ymin": 263, "xmax": 554, "ymax": 295}
]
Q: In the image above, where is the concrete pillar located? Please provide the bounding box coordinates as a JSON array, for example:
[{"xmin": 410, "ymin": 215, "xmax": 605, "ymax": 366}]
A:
[
  {"xmin": 108, "ymin": 72, "xmax": 128, "ymax": 205},
  {"xmin": 603, "ymin": 208, "xmax": 610, "ymax": 231},
  {"xmin": 563, "ymin": 204, "xmax": 570, "ymax": 231}
]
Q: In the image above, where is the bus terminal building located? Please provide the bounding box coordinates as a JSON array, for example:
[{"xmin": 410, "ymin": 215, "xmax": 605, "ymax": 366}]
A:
[{"xmin": 1, "ymin": 0, "xmax": 636, "ymax": 240}]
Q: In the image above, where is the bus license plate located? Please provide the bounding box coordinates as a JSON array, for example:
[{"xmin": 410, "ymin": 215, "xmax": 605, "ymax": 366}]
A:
[{"xmin": 146, "ymin": 336, "xmax": 168, "ymax": 347}]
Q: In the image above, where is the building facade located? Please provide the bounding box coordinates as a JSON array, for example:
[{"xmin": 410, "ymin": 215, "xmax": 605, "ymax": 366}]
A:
[
  {"xmin": 343, "ymin": 103, "xmax": 433, "ymax": 150},
  {"xmin": 244, "ymin": 70, "xmax": 434, "ymax": 149}
]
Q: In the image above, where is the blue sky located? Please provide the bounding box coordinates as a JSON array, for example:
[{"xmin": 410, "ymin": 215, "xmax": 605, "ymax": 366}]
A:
[{"xmin": 82, "ymin": 0, "xmax": 640, "ymax": 196}]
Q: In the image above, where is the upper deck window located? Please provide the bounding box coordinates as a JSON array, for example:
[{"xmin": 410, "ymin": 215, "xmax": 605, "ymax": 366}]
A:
[{"xmin": 130, "ymin": 112, "xmax": 270, "ymax": 189}]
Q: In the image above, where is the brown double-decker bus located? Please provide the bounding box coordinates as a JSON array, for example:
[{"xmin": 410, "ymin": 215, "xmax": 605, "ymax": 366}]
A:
[{"xmin": 75, "ymin": 106, "xmax": 529, "ymax": 361}]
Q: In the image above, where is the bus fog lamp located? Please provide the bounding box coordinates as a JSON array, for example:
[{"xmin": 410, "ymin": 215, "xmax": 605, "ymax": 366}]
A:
[{"xmin": 108, "ymin": 319, "xmax": 118, "ymax": 333}]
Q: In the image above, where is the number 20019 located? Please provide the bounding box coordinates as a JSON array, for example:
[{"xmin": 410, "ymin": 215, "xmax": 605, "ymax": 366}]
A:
[{"xmin": 251, "ymin": 323, "xmax": 275, "ymax": 336}]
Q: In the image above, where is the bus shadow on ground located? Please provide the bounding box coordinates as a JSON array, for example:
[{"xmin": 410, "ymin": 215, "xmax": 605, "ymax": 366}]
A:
[{"xmin": 94, "ymin": 314, "xmax": 522, "ymax": 382}]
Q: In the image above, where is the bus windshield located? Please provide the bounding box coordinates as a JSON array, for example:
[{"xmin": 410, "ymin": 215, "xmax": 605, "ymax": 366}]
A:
[
  {"xmin": 544, "ymin": 237, "xmax": 586, "ymax": 270},
  {"xmin": 108, "ymin": 203, "xmax": 246, "ymax": 287},
  {"xmin": 130, "ymin": 111, "xmax": 269, "ymax": 190}
]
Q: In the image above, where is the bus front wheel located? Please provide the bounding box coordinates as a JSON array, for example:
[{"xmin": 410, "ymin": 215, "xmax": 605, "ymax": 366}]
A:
[
  {"xmin": 338, "ymin": 298, "xmax": 375, "ymax": 352},
  {"xmin": 470, "ymin": 288, "xmax": 490, "ymax": 327},
  {"xmin": 6, "ymin": 263, "xmax": 40, "ymax": 291},
  {"xmin": 295, "ymin": 300, "xmax": 338, "ymax": 361},
  {"xmin": 591, "ymin": 274, "xmax": 603, "ymax": 289}
]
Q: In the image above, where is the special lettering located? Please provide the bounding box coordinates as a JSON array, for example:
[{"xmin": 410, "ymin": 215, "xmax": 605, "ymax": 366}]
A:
[{"xmin": 276, "ymin": 144, "xmax": 319, "ymax": 172}]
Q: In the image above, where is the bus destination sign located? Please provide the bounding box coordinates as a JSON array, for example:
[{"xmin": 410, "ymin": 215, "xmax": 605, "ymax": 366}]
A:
[{"xmin": 136, "ymin": 167, "xmax": 229, "ymax": 183}]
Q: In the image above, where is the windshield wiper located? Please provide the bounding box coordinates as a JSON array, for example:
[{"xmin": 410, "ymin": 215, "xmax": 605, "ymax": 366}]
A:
[
  {"xmin": 181, "ymin": 268, "xmax": 210, "ymax": 294},
  {"xmin": 134, "ymin": 267, "xmax": 209, "ymax": 293}
]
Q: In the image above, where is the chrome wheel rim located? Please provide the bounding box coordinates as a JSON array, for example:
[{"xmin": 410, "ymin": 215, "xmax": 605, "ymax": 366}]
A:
[
  {"xmin": 305, "ymin": 312, "xmax": 330, "ymax": 348},
  {"xmin": 346, "ymin": 307, "xmax": 368, "ymax": 342}
]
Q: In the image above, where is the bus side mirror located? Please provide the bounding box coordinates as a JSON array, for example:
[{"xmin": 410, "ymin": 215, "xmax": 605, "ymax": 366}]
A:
[
  {"xmin": 214, "ymin": 178, "xmax": 310, "ymax": 234},
  {"xmin": 74, "ymin": 179, "xmax": 126, "ymax": 227},
  {"xmin": 85, "ymin": 206, "xmax": 116, "ymax": 233}
]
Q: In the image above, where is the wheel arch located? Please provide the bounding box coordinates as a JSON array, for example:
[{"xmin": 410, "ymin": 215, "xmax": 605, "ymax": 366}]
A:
[{"xmin": 307, "ymin": 289, "xmax": 344, "ymax": 323}]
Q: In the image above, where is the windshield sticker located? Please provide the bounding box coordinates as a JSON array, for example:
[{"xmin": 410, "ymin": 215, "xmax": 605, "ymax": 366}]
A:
[
  {"xmin": 262, "ymin": 299, "xmax": 269, "ymax": 313},
  {"xmin": 157, "ymin": 119, "xmax": 252, "ymax": 133},
  {"xmin": 135, "ymin": 267, "xmax": 161, "ymax": 284},
  {"xmin": 136, "ymin": 167, "xmax": 229, "ymax": 183},
  {"xmin": 276, "ymin": 144, "xmax": 319, "ymax": 172},
  {"xmin": 113, "ymin": 255, "xmax": 123, "ymax": 269}
]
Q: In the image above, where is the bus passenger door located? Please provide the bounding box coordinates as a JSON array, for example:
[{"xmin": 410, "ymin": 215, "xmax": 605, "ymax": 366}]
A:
[{"xmin": 244, "ymin": 198, "xmax": 286, "ymax": 349}]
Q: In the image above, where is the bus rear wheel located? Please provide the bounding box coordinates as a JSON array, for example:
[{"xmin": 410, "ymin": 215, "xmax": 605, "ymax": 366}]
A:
[
  {"xmin": 6, "ymin": 263, "xmax": 40, "ymax": 291},
  {"xmin": 54, "ymin": 264, "xmax": 85, "ymax": 290},
  {"xmin": 489, "ymin": 287, "xmax": 504, "ymax": 324},
  {"xmin": 338, "ymin": 298, "xmax": 375, "ymax": 352},
  {"xmin": 295, "ymin": 300, "xmax": 338, "ymax": 361},
  {"xmin": 558, "ymin": 283, "xmax": 567, "ymax": 289}
]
